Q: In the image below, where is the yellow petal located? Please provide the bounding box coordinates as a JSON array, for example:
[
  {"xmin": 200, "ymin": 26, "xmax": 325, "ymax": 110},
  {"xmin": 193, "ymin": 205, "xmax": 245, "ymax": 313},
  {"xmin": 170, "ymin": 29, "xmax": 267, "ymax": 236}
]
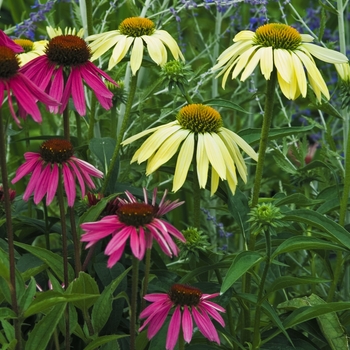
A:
[
  {"xmin": 196, "ymin": 134, "xmax": 209, "ymax": 189},
  {"xmin": 234, "ymin": 30, "xmax": 255, "ymax": 42},
  {"xmin": 274, "ymin": 49, "xmax": 292, "ymax": 83},
  {"xmin": 142, "ymin": 35, "xmax": 167, "ymax": 66},
  {"xmin": 108, "ymin": 36, "xmax": 134, "ymax": 69},
  {"xmin": 210, "ymin": 167, "xmax": 219, "ymax": 196},
  {"xmin": 130, "ymin": 37, "xmax": 144, "ymax": 75},
  {"xmin": 147, "ymin": 129, "xmax": 190, "ymax": 173},
  {"xmin": 173, "ymin": 133, "xmax": 194, "ymax": 192},
  {"xmin": 277, "ymin": 71, "xmax": 293, "ymax": 99},
  {"xmin": 300, "ymin": 34, "xmax": 315, "ymax": 43},
  {"xmin": 241, "ymin": 47, "xmax": 263, "ymax": 81},
  {"xmin": 231, "ymin": 46, "xmax": 257, "ymax": 80},
  {"xmin": 152, "ymin": 30, "xmax": 185, "ymax": 61},
  {"xmin": 291, "ymin": 51, "xmax": 307, "ymax": 97},
  {"xmin": 259, "ymin": 46, "xmax": 273, "ymax": 80},
  {"xmin": 203, "ymin": 133, "xmax": 226, "ymax": 180},
  {"xmin": 301, "ymin": 43, "xmax": 348, "ymax": 64}
]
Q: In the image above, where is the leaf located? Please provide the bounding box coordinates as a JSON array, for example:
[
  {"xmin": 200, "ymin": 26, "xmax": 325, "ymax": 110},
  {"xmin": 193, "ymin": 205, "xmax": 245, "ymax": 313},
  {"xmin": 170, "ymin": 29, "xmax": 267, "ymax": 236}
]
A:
[
  {"xmin": 266, "ymin": 276, "xmax": 330, "ymax": 296},
  {"xmin": 83, "ymin": 335, "xmax": 128, "ymax": 350},
  {"xmin": 66, "ymin": 272, "xmax": 100, "ymax": 311},
  {"xmin": 24, "ymin": 291, "xmax": 99, "ymax": 318},
  {"xmin": 0, "ymin": 308, "xmax": 16, "ymax": 320},
  {"xmin": 271, "ymin": 236, "xmax": 347, "ymax": 259},
  {"xmin": 91, "ymin": 266, "xmax": 131, "ymax": 333},
  {"xmin": 13, "ymin": 242, "xmax": 75, "ymax": 283},
  {"xmin": 274, "ymin": 193, "xmax": 324, "ymax": 207},
  {"xmin": 221, "ymin": 252, "xmax": 264, "ymax": 294},
  {"xmin": 18, "ymin": 277, "xmax": 37, "ymax": 314},
  {"xmin": 239, "ymin": 124, "xmax": 316, "ymax": 146},
  {"xmin": 26, "ymin": 303, "xmax": 66, "ymax": 350},
  {"xmin": 282, "ymin": 209, "xmax": 350, "ymax": 249},
  {"xmin": 204, "ymin": 98, "xmax": 250, "ymax": 114}
]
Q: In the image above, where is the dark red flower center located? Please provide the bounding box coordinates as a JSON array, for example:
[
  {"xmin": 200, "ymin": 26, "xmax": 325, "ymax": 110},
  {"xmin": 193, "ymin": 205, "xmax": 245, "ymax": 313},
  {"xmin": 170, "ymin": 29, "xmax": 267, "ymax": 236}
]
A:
[
  {"xmin": 117, "ymin": 202, "xmax": 155, "ymax": 227},
  {"xmin": 39, "ymin": 139, "xmax": 74, "ymax": 163},
  {"xmin": 168, "ymin": 284, "xmax": 202, "ymax": 306},
  {"xmin": 46, "ymin": 35, "xmax": 91, "ymax": 66},
  {"xmin": 0, "ymin": 46, "xmax": 19, "ymax": 79}
]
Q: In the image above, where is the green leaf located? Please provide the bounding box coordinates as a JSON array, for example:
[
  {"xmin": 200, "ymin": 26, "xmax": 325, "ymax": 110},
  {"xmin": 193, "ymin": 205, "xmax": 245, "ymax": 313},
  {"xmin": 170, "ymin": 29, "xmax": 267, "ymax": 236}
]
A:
[
  {"xmin": 24, "ymin": 291, "xmax": 100, "ymax": 318},
  {"xmin": 0, "ymin": 308, "xmax": 16, "ymax": 320},
  {"xmin": 92, "ymin": 266, "xmax": 131, "ymax": 333},
  {"xmin": 266, "ymin": 276, "xmax": 330, "ymax": 296},
  {"xmin": 204, "ymin": 98, "xmax": 250, "ymax": 114},
  {"xmin": 239, "ymin": 125, "xmax": 315, "ymax": 146},
  {"xmin": 13, "ymin": 242, "xmax": 75, "ymax": 283},
  {"xmin": 274, "ymin": 193, "xmax": 324, "ymax": 207},
  {"xmin": 282, "ymin": 209, "xmax": 350, "ymax": 249},
  {"xmin": 83, "ymin": 335, "xmax": 128, "ymax": 350},
  {"xmin": 221, "ymin": 252, "xmax": 264, "ymax": 294},
  {"xmin": 26, "ymin": 303, "xmax": 66, "ymax": 350},
  {"xmin": 1, "ymin": 320, "xmax": 15, "ymax": 343},
  {"xmin": 18, "ymin": 277, "xmax": 37, "ymax": 314},
  {"xmin": 66, "ymin": 272, "xmax": 100, "ymax": 311},
  {"xmin": 271, "ymin": 236, "xmax": 347, "ymax": 259}
]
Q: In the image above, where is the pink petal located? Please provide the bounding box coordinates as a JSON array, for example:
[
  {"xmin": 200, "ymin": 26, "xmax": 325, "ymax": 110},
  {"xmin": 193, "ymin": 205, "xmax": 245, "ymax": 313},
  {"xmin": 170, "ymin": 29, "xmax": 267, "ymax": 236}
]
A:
[
  {"xmin": 0, "ymin": 30, "xmax": 23, "ymax": 52},
  {"xmin": 12, "ymin": 154, "xmax": 41, "ymax": 183},
  {"xmin": 192, "ymin": 308, "xmax": 220, "ymax": 344},
  {"xmin": 60, "ymin": 70, "xmax": 73, "ymax": 114},
  {"xmin": 107, "ymin": 245, "xmax": 127, "ymax": 268},
  {"xmin": 33, "ymin": 164, "xmax": 51, "ymax": 204},
  {"xmin": 70, "ymin": 67, "xmax": 86, "ymax": 115},
  {"xmin": 46, "ymin": 163, "xmax": 59, "ymax": 205},
  {"xmin": 68, "ymin": 159, "xmax": 87, "ymax": 198},
  {"xmin": 48, "ymin": 66, "xmax": 64, "ymax": 113},
  {"xmin": 22, "ymin": 162, "xmax": 44, "ymax": 201},
  {"xmin": 182, "ymin": 305, "xmax": 193, "ymax": 343},
  {"xmin": 62, "ymin": 163, "xmax": 76, "ymax": 206},
  {"xmin": 104, "ymin": 227, "xmax": 132, "ymax": 255},
  {"xmin": 142, "ymin": 293, "xmax": 169, "ymax": 303},
  {"xmin": 166, "ymin": 306, "xmax": 181, "ymax": 350}
]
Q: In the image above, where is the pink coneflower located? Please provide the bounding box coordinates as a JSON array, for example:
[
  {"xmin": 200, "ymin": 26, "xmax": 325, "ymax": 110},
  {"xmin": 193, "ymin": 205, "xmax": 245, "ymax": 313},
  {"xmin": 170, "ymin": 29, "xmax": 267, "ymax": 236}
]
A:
[
  {"xmin": 0, "ymin": 43, "xmax": 59, "ymax": 126},
  {"xmin": 11, "ymin": 139, "xmax": 103, "ymax": 206},
  {"xmin": 139, "ymin": 284, "xmax": 225, "ymax": 350},
  {"xmin": 0, "ymin": 185, "xmax": 16, "ymax": 202},
  {"xmin": 20, "ymin": 27, "xmax": 118, "ymax": 116},
  {"xmin": 80, "ymin": 188, "xmax": 185, "ymax": 267},
  {"xmin": 0, "ymin": 30, "xmax": 23, "ymax": 52}
]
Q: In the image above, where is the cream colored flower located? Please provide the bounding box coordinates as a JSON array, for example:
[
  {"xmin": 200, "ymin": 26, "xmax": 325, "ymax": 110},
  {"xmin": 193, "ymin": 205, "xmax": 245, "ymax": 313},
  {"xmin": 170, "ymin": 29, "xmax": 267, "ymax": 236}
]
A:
[
  {"xmin": 86, "ymin": 17, "xmax": 185, "ymax": 75},
  {"xmin": 46, "ymin": 26, "xmax": 84, "ymax": 39},
  {"xmin": 14, "ymin": 39, "xmax": 47, "ymax": 66},
  {"xmin": 335, "ymin": 62, "xmax": 350, "ymax": 82},
  {"xmin": 122, "ymin": 104, "xmax": 258, "ymax": 195},
  {"xmin": 212, "ymin": 23, "xmax": 348, "ymax": 102}
]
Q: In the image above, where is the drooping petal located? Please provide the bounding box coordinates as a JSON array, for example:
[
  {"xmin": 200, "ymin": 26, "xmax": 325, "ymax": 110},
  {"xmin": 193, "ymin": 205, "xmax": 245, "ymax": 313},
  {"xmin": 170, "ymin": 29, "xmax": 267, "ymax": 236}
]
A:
[
  {"xmin": 130, "ymin": 37, "xmax": 144, "ymax": 75},
  {"xmin": 182, "ymin": 305, "xmax": 193, "ymax": 343},
  {"xmin": 62, "ymin": 163, "xmax": 76, "ymax": 206},
  {"xmin": 166, "ymin": 306, "xmax": 181, "ymax": 350}
]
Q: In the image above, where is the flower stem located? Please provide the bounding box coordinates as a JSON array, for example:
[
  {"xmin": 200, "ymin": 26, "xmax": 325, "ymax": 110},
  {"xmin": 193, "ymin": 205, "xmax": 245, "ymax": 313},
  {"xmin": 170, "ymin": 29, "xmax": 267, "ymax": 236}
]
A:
[
  {"xmin": 85, "ymin": 0, "xmax": 94, "ymax": 35},
  {"xmin": 141, "ymin": 248, "xmax": 151, "ymax": 311},
  {"xmin": 252, "ymin": 230, "xmax": 271, "ymax": 350},
  {"xmin": 69, "ymin": 208, "xmax": 81, "ymax": 277},
  {"xmin": 63, "ymin": 107, "xmax": 70, "ymax": 141},
  {"xmin": 0, "ymin": 111, "xmax": 22, "ymax": 350},
  {"xmin": 251, "ymin": 70, "xmax": 277, "ymax": 208},
  {"xmin": 87, "ymin": 95, "xmax": 97, "ymax": 142},
  {"xmin": 130, "ymin": 256, "xmax": 140, "ymax": 350},
  {"xmin": 102, "ymin": 72, "xmax": 138, "ymax": 194},
  {"xmin": 193, "ymin": 144, "xmax": 201, "ymax": 229},
  {"xmin": 178, "ymin": 328, "xmax": 185, "ymax": 350}
]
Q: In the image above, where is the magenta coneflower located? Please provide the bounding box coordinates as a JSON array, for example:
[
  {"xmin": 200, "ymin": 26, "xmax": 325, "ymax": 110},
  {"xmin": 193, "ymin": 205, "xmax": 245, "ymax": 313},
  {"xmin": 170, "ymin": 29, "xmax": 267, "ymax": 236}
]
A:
[
  {"xmin": 139, "ymin": 284, "xmax": 225, "ymax": 350},
  {"xmin": 11, "ymin": 139, "xmax": 103, "ymax": 206},
  {"xmin": 0, "ymin": 30, "xmax": 23, "ymax": 53},
  {"xmin": 20, "ymin": 27, "xmax": 118, "ymax": 116},
  {"xmin": 0, "ymin": 40, "xmax": 59, "ymax": 126},
  {"xmin": 80, "ymin": 188, "xmax": 185, "ymax": 267}
]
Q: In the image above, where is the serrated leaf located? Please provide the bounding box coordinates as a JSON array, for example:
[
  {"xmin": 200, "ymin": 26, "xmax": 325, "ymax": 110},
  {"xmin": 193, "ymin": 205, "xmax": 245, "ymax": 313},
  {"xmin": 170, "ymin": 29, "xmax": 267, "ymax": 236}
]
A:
[
  {"xmin": 66, "ymin": 272, "xmax": 100, "ymax": 311},
  {"xmin": 14, "ymin": 242, "xmax": 75, "ymax": 283},
  {"xmin": 282, "ymin": 209, "xmax": 350, "ymax": 250},
  {"xmin": 271, "ymin": 236, "xmax": 346, "ymax": 259},
  {"xmin": 84, "ymin": 335, "xmax": 128, "ymax": 350},
  {"xmin": 26, "ymin": 303, "xmax": 66, "ymax": 350},
  {"xmin": 221, "ymin": 251, "xmax": 264, "ymax": 294},
  {"xmin": 92, "ymin": 266, "xmax": 131, "ymax": 333}
]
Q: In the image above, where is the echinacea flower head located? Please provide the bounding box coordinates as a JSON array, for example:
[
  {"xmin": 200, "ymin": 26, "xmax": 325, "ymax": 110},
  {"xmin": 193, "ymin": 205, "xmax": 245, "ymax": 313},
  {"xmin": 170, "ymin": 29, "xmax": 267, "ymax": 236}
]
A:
[
  {"xmin": 11, "ymin": 139, "xmax": 103, "ymax": 207},
  {"xmin": 86, "ymin": 17, "xmax": 185, "ymax": 75},
  {"xmin": 0, "ymin": 43, "xmax": 59, "ymax": 126},
  {"xmin": 20, "ymin": 27, "xmax": 118, "ymax": 116},
  {"xmin": 80, "ymin": 188, "xmax": 185, "ymax": 267},
  {"xmin": 335, "ymin": 62, "xmax": 350, "ymax": 82},
  {"xmin": 212, "ymin": 23, "xmax": 348, "ymax": 102},
  {"xmin": 122, "ymin": 104, "xmax": 258, "ymax": 195},
  {"xmin": 139, "ymin": 284, "xmax": 225, "ymax": 350},
  {"xmin": 14, "ymin": 38, "xmax": 47, "ymax": 66}
]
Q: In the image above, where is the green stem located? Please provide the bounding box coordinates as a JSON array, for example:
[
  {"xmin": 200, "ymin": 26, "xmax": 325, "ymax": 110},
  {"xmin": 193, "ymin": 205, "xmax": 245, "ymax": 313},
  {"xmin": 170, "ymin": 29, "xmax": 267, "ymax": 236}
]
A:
[
  {"xmin": 178, "ymin": 328, "xmax": 185, "ymax": 350},
  {"xmin": 75, "ymin": 112, "xmax": 82, "ymax": 146},
  {"xmin": 85, "ymin": 0, "xmax": 94, "ymax": 36},
  {"xmin": 130, "ymin": 256, "xmax": 140, "ymax": 350},
  {"xmin": 87, "ymin": 95, "xmax": 97, "ymax": 142},
  {"xmin": 69, "ymin": 207, "xmax": 81, "ymax": 277},
  {"xmin": 251, "ymin": 70, "xmax": 277, "ymax": 208},
  {"xmin": 83, "ymin": 309, "xmax": 94, "ymax": 336},
  {"xmin": 43, "ymin": 202, "xmax": 51, "ymax": 250},
  {"xmin": 252, "ymin": 230, "xmax": 271, "ymax": 350},
  {"xmin": 63, "ymin": 107, "xmax": 70, "ymax": 141},
  {"xmin": 110, "ymin": 104, "xmax": 117, "ymax": 138},
  {"xmin": 193, "ymin": 143, "xmax": 201, "ymax": 229},
  {"xmin": 0, "ymin": 111, "xmax": 22, "ymax": 349},
  {"xmin": 102, "ymin": 73, "xmax": 138, "ymax": 194},
  {"xmin": 141, "ymin": 248, "xmax": 151, "ymax": 311}
]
